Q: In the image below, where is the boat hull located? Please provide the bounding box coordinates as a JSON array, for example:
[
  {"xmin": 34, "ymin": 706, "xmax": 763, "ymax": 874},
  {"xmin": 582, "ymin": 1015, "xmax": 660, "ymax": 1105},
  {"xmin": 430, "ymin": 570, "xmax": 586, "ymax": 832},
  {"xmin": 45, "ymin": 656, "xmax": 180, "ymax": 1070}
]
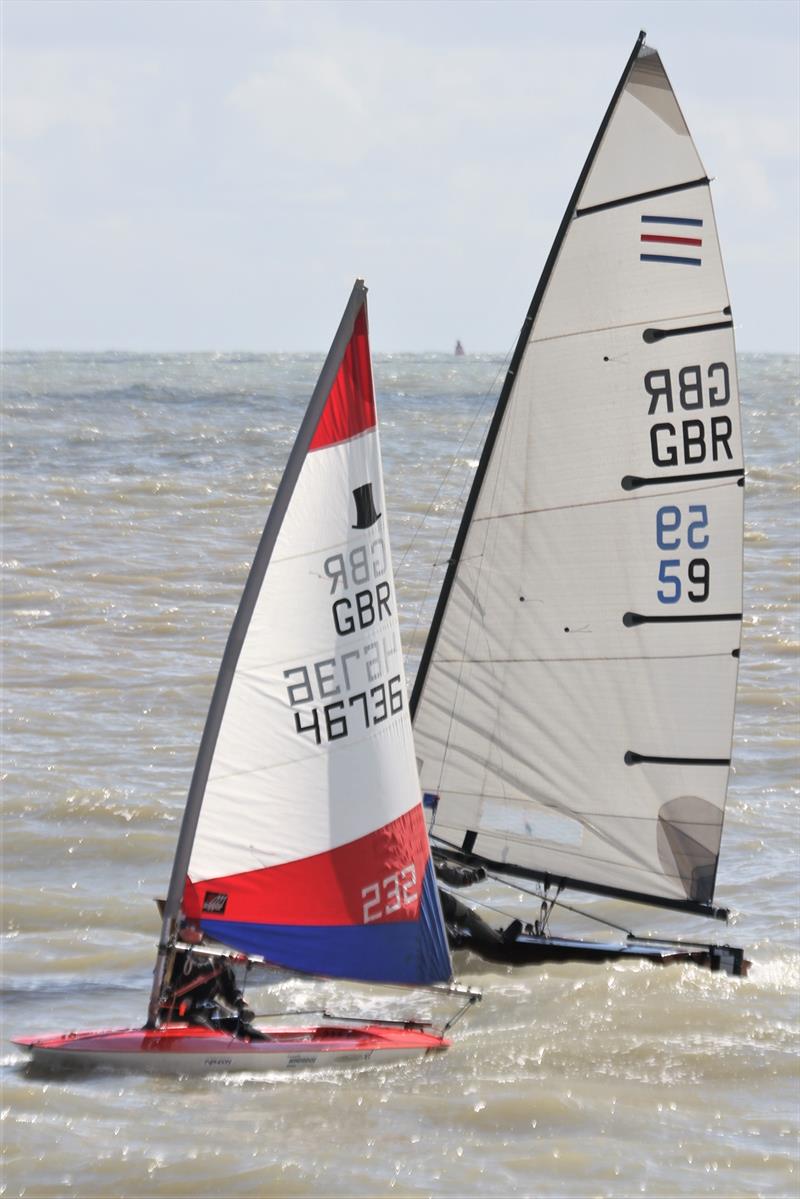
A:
[
  {"xmin": 12, "ymin": 1023, "xmax": 450, "ymax": 1074},
  {"xmin": 452, "ymin": 928, "xmax": 748, "ymax": 975}
]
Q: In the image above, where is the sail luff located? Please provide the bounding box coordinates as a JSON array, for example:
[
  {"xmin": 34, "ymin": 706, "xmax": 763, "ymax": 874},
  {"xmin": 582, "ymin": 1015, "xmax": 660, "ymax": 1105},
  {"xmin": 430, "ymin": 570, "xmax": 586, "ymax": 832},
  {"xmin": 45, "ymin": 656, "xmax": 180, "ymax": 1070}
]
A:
[
  {"xmin": 147, "ymin": 281, "xmax": 369, "ymax": 1024},
  {"xmin": 410, "ymin": 32, "xmax": 646, "ymax": 718}
]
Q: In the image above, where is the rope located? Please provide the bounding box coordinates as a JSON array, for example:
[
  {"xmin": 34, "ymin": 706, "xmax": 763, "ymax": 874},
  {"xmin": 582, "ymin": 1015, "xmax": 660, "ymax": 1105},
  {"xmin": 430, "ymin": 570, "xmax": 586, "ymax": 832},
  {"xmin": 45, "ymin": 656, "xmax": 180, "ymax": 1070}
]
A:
[{"xmin": 443, "ymin": 871, "xmax": 637, "ymax": 939}]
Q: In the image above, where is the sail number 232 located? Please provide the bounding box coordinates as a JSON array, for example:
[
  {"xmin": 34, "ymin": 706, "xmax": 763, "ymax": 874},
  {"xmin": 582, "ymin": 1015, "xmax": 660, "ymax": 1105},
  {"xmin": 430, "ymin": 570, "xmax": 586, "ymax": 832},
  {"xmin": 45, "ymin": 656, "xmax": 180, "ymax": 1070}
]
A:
[
  {"xmin": 362, "ymin": 864, "xmax": 418, "ymax": 923},
  {"xmin": 656, "ymin": 504, "xmax": 710, "ymax": 603}
]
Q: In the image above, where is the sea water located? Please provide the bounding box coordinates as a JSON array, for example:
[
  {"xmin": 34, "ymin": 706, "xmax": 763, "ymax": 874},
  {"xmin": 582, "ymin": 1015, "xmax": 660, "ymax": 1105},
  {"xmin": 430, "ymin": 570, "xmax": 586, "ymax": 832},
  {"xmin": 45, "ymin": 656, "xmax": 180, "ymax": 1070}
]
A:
[{"xmin": 2, "ymin": 351, "xmax": 798, "ymax": 1198}]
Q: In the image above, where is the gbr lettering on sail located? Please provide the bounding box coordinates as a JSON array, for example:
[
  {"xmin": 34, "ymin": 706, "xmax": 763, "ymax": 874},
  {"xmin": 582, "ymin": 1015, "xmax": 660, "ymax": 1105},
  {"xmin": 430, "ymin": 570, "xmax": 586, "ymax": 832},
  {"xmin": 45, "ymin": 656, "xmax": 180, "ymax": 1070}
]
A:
[
  {"xmin": 282, "ymin": 532, "xmax": 405, "ymax": 745},
  {"xmin": 646, "ymin": 361, "xmax": 732, "ymax": 468}
]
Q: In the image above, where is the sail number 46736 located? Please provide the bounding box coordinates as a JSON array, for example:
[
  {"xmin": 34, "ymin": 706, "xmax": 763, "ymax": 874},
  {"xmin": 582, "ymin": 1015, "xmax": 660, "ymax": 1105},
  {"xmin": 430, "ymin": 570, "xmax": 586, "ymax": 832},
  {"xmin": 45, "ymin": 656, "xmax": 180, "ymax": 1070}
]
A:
[
  {"xmin": 293, "ymin": 674, "xmax": 404, "ymax": 744},
  {"xmin": 362, "ymin": 864, "xmax": 417, "ymax": 923},
  {"xmin": 656, "ymin": 504, "xmax": 710, "ymax": 603}
]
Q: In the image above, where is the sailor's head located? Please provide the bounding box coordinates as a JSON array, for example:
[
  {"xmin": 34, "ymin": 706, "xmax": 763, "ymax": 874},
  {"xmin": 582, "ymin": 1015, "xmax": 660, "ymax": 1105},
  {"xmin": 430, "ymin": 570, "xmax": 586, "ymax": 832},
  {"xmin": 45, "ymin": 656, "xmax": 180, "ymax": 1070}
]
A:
[{"xmin": 179, "ymin": 919, "xmax": 204, "ymax": 945}]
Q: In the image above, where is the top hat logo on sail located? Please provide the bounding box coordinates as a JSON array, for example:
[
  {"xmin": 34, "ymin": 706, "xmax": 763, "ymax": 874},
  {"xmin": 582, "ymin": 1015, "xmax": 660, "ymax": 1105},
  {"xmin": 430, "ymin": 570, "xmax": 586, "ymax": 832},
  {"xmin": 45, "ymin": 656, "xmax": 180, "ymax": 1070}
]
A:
[{"xmin": 351, "ymin": 483, "xmax": 381, "ymax": 529}]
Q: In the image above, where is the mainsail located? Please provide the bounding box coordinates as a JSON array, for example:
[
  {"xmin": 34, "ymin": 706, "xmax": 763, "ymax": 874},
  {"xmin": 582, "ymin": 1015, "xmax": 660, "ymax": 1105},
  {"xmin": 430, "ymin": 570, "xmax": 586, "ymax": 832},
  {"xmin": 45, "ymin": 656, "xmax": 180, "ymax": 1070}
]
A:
[
  {"xmin": 412, "ymin": 35, "xmax": 743, "ymax": 917},
  {"xmin": 151, "ymin": 282, "xmax": 451, "ymax": 1008}
]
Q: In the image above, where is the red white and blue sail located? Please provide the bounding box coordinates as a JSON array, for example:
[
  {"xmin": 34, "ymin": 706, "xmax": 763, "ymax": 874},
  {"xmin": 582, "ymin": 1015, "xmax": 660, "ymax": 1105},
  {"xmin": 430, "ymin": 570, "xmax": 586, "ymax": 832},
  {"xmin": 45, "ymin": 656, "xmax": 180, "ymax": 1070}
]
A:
[{"xmin": 180, "ymin": 284, "xmax": 451, "ymax": 986}]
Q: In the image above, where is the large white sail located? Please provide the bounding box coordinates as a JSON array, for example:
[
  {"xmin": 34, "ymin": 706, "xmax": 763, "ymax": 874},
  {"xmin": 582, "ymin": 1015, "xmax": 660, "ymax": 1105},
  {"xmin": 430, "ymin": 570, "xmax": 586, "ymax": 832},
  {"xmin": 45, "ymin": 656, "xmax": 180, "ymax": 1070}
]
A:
[{"xmin": 412, "ymin": 37, "xmax": 743, "ymax": 913}]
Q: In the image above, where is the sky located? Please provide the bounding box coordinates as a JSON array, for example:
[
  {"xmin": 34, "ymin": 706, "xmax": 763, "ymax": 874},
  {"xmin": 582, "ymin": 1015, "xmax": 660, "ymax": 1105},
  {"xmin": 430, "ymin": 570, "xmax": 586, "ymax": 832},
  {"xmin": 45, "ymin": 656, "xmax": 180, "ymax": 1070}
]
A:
[{"xmin": 2, "ymin": 0, "xmax": 798, "ymax": 353}]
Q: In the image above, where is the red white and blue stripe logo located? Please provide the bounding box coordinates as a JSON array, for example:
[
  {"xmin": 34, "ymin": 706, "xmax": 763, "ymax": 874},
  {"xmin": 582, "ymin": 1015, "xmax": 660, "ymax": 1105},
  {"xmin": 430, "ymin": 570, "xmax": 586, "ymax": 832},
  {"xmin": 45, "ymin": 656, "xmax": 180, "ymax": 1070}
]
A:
[{"xmin": 640, "ymin": 215, "xmax": 703, "ymax": 266}]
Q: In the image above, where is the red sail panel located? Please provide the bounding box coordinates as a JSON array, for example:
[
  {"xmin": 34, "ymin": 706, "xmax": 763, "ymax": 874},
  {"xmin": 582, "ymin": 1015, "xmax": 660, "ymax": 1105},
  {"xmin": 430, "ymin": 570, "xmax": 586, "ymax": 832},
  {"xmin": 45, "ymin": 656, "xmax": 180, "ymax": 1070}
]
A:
[
  {"xmin": 309, "ymin": 306, "xmax": 376, "ymax": 452},
  {"xmin": 183, "ymin": 806, "xmax": 430, "ymax": 928}
]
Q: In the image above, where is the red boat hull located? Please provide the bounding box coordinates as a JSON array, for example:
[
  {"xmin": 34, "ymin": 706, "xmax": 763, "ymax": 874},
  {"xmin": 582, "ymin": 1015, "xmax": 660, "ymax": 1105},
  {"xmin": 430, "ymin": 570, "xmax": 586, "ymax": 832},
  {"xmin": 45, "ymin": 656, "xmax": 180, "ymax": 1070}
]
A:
[{"xmin": 12, "ymin": 1022, "xmax": 449, "ymax": 1073}]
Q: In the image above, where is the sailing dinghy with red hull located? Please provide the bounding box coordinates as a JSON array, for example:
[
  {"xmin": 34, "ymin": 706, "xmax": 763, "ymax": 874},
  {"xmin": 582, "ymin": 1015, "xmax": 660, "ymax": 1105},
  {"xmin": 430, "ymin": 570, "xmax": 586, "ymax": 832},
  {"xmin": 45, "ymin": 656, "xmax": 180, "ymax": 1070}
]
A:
[
  {"xmin": 421, "ymin": 34, "xmax": 748, "ymax": 976},
  {"xmin": 15, "ymin": 282, "xmax": 477, "ymax": 1072}
]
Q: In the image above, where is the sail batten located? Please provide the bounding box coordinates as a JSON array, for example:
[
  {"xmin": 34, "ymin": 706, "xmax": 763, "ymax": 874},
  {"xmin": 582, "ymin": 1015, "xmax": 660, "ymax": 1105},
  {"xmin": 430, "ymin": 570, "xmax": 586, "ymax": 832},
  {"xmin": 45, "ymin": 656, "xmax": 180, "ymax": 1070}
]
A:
[
  {"xmin": 576, "ymin": 176, "xmax": 710, "ymax": 217},
  {"xmin": 413, "ymin": 37, "xmax": 743, "ymax": 913}
]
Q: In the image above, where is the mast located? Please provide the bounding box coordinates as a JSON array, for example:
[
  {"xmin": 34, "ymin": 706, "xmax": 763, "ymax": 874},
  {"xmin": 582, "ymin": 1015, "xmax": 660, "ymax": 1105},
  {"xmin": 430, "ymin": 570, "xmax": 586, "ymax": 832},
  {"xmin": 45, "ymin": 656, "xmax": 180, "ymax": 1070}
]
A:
[{"xmin": 147, "ymin": 282, "xmax": 369, "ymax": 1026}]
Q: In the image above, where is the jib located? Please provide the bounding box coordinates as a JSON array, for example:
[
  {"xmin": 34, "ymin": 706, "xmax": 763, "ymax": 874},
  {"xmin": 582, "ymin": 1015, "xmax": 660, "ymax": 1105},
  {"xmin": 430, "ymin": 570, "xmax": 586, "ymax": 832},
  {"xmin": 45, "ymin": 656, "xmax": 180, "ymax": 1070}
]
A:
[{"xmin": 333, "ymin": 583, "xmax": 392, "ymax": 636}]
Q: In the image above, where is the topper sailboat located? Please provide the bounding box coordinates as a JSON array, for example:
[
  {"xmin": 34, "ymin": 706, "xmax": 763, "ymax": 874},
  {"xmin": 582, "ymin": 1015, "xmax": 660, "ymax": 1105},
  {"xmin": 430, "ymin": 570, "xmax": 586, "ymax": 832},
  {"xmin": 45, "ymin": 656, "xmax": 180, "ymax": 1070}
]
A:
[
  {"xmin": 421, "ymin": 34, "xmax": 748, "ymax": 976},
  {"xmin": 15, "ymin": 282, "xmax": 476, "ymax": 1072}
]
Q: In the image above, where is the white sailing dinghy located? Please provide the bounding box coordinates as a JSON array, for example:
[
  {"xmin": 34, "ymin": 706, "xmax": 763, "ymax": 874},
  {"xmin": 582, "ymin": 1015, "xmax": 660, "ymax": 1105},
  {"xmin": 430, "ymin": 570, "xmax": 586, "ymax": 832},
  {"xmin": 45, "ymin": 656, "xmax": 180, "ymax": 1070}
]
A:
[
  {"xmin": 15, "ymin": 282, "xmax": 476, "ymax": 1072},
  {"xmin": 419, "ymin": 34, "xmax": 748, "ymax": 975}
]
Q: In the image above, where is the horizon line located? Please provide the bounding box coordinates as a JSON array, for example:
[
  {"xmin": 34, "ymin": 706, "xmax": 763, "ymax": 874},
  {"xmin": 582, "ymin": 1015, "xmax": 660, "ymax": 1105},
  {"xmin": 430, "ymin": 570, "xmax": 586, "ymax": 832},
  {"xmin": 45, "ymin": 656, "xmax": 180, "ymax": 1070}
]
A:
[{"xmin": 2, "ymin": 345, "xmax": 797, "ymax": 357}]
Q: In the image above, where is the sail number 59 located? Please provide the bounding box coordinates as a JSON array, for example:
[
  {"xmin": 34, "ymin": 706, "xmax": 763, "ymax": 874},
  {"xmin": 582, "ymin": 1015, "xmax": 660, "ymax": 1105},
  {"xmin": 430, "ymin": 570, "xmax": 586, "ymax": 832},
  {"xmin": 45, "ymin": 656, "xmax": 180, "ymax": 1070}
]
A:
[
  {"xmin": 362, "ymin": 864, "xmax": 417, "ymax": 923},
  {"xmin": 656, "ymin": 504, "xmax": 710, "ymax": 604}
]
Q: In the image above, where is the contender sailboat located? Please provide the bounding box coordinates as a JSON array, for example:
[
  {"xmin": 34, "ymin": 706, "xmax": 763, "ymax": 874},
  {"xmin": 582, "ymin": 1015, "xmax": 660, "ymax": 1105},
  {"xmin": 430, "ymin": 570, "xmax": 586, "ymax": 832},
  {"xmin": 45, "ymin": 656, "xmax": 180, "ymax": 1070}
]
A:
[
  {"xmin": 420, "ymin": 34, "xmax": 747, "ymax": 976},
  {"xmin": 15, "ymin": 282, "xmax": 476, "ymax": 1072}
]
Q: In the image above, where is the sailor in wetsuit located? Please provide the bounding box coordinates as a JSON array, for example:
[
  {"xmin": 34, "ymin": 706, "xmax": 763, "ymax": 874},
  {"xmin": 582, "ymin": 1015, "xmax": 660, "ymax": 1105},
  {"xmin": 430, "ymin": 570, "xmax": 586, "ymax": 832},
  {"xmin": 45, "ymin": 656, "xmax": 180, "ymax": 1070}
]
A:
[
  {"xmin": 167, "ymin": 950, "xmax": 266, "ymax": 1039},
  {"xmin": 435, "ymin": 853, "xmax": 522, "ymax": 954}
]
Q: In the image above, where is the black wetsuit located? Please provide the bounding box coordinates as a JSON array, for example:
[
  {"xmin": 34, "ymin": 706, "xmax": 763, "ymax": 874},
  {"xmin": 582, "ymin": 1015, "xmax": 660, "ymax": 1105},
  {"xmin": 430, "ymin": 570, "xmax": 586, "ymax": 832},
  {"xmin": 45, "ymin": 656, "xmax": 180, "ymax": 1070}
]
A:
[
  {"xmin": 434, "ymin": 854, "xmax": 521, "ymax": 954},
  {"xmin": 168, "ymin": 952, "xmax": 264, "ymax": 1038}
]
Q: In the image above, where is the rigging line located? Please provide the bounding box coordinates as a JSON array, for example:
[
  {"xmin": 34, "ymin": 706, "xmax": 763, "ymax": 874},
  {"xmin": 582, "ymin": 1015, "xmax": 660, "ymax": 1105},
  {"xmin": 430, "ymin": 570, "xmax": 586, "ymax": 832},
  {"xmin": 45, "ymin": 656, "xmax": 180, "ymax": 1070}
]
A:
[
  {"xmin": 470, "ymin": 474, "xmax": 742, "ymax": 523},
  {"xmin": 399, "ymin": 350, "xmax": 512, "ymax": 683},
  {"xmin": 482, "ymin": 871, "xmax": 636, "ymax": 936},
  {"xmin": 248, "ymin": 1008, "xmax": 433, "ymax": 1029},
  {"xmin": 438, "ymin": 883, "xmax": 535, "ymax": 927},
  {"xmin": 439, "ymin": 878, "xmax": 635, "ymax": 938},
  {"xmin": 439, "ymin": 992, "xmax": 481, "ymax": 1037},
  {"xmin": 393, "ymin": 362, "xmax": 503, "ymax": 577},
  {"xmin": 249, "ymin": 1008, "xmax": 330, "ymax": 1019},
  {"xmin": 525, "ymin": 307, "xmax": 730, "ymax": 346},
  {"xmin": 393, "ymin": 351, "xmax": 514, "ymax": 578}
]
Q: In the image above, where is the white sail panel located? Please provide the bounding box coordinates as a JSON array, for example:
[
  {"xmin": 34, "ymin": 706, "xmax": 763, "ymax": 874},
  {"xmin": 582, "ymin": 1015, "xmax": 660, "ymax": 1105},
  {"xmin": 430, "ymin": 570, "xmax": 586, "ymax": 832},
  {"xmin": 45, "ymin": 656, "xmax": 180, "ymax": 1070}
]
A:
[
  {"xmin": 459, "ymin": 320, "xmax": 741, "ymax": 519},
  {"xmin": 532, "ymin": 186, "xmax": 726, "ymax": 343},
  {"xmin": 413, "ymin": 39, "xmax": 742, "ymax": 909},
  {"xmin": 428, "ymin": 483, "xmax": 743, "ymax": 664},
  {"xmin": 419, "ymin": 654, "xmax": 738, "ymax": 902},
  {"xmin": 188, "ymin": 434, "xmax": 413, "ymax": 879},
  {"xmin": 580, "ymin": 49, "xmax": 706, "ymax": 210}
]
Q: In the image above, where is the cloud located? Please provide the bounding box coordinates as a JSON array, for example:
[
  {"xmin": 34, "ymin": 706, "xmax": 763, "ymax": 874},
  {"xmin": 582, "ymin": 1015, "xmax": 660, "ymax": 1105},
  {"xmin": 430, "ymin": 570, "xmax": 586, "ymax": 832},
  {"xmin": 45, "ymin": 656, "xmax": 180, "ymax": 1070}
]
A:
[
  {"xmin": 4, "ymin": 50, "xmax": 120, "ymax": 141},
  {"xmin": 694, "ymin": 102, "xmax": 798, "ymax": 214},
  {"xmin": 2, "ymin": 4, "xmax": 797, "ymax": 351},
  {"xmin": 224, "ymin": 32, "xmax": 605, "ymax": 171}
]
